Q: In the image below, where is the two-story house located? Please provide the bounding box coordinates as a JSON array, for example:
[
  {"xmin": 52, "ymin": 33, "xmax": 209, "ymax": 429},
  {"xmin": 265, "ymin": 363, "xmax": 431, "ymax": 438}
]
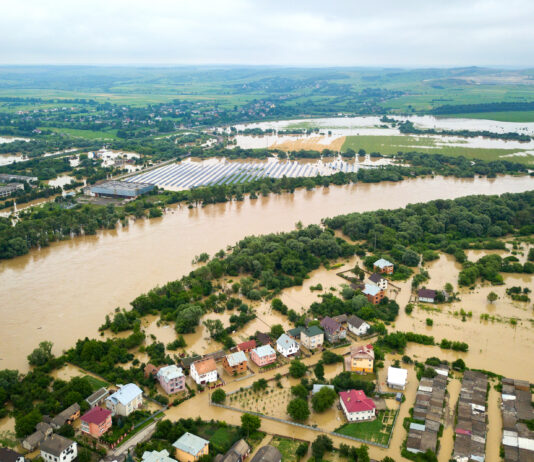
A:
[
  {"xmin": 222, "ymin": 351, "xmax": 248, "ymax": 375},
  {"xmin": 249, "ymin": 345, "xmax": 277, "ymax": 367},
  {"xmin": 300, "ymin": 325, "xmax": 324, "ymax": 350},
  {"xmin": 40, "ymin": 435, "xmax": 77, "ymax": 462},
  {"xmin": 173, "ymin": 432, "xmax": 209, "ymax": 462},
  {"xmin": 362, "ymin": 283, "xmax": 385, "ymax": 305},
  {"xmin": 276, "ymin": 334, "xmax": 299, "ymax": 357},
  {"xmin": 339, "ymin": 389, "xmax": 376, "ymax": 422},
  {"xmin": 346, "ymin": 344, "xmax": 374, "ymax": 374},
  {"xmin": 368, "ymin": 273, "xmax": 388, "ymax": 290},
  {"xmin": 320, "ymin": 317, "xmax": 347, "ymax": 344},
  {"xmin": 373, "ymin": 258, "xmax": 394, "ymax": 275},
  {"xmin": 80, "ymin": 406, "xmax": 112, "ymax": 438},
  {"xmin": 190, "ymin": 358, "xmax": 218, "ymax": 385},
  {"xmin": 106, "ymin": 383, "xmax": 143, "ymax": 416},
  {"xmin": 157, "ymin": 365, "xmax": 186, "ymax": 395}
]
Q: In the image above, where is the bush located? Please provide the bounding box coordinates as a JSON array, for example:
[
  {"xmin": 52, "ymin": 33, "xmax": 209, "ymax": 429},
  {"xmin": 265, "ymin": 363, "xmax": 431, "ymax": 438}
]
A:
[{"xmin": 211, "ymin": 388, "xmax": 226, "ymax": 404}]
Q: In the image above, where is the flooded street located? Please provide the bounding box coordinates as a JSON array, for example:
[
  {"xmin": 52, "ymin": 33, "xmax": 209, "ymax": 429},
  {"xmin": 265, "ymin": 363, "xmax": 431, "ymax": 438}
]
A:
[{"xmin": 0, "ymin": 175, "xmax": 533, "ymax": 371}]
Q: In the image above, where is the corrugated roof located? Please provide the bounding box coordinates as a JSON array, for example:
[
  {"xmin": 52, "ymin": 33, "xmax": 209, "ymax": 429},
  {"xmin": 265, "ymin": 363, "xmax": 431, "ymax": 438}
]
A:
[
  {"xmin": 106, "ymin": 383, "xmax": 143, "ymax": 406},
  {"xmin": 225, "ymin": 351, "xmax": 247, "ymax": 367},
  {"xmin": 81, "ymin": 406, "xmax": 111, "ymax": 425},
  {"xmin": 363, "ymin": 283, "xmax": 381, "ymax": 296},
  {"xmin": 253, "ymin": 344, "xmax": 276, "ymax": 358},
  {"xmin": 173, "ymin": 432, "xmax": 209, "ymax": 456}
]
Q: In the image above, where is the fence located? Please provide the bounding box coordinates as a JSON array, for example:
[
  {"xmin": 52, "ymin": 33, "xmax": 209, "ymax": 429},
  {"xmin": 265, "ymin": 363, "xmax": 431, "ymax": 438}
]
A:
[{"xmin": 210, "ymin": 402, "xmax": 390, "ymax": 449}]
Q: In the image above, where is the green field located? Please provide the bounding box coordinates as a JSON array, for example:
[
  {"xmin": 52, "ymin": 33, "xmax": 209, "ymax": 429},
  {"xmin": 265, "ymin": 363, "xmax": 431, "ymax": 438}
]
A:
[
  {"xmin": 335, "ymin": 410, "xmax": 397, "ymax": 445},
  {"xmin": 44, "ymin": 127, "xmax": 118, "ymax": 139},
  {"xmin": 444, "ymin": 111, "xmax": 534, "ymax": 123},
  {"xmin": 83, "ymin": 375, "xmax": 109, "ymax": 391},
  {"xmin": 341, "ymin": 135, "xmax": 533, "ymax": 163}
]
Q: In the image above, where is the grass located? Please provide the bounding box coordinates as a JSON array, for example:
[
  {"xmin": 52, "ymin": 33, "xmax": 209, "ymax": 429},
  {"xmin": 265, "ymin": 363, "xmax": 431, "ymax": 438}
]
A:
[
  {"xmin": 197, "ymin": 424, "xmax": 241, "ymax": 453},
  {"xmin": 270, "ymin": 436, "xmax": 302, "ymax": 462},
  {"xmin": 341, "ymin": 134, "xmax": 532, "ymax": 163},
  {"xmin": 335, "ymin": 410, "xmax": 397, "ymax": 445},
  {"xmin": 44, "ymin": 127, "xmax": 118, "ymax": 140},
  {"xmin": 83, "ymin": 375, "xmax": 109, "ymax": 391}
]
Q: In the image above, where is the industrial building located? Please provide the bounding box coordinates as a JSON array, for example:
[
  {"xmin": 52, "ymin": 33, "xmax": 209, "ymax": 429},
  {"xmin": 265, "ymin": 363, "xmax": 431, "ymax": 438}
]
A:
[
  {"xmin": 0, "ymin": 174, "xmax": 37, "ymax": 183},
  {"xmin": 0, "ymin": 183, "xmax": 24, "ymax": 198},
  {"xmin": 88, "ymin": 180, "xmax": 155, "ymax": 198}
]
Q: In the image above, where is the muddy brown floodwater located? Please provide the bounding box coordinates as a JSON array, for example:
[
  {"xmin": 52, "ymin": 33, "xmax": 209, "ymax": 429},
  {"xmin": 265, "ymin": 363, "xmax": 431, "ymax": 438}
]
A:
[{"xmin": 0, "ymin": 175, "xmax": 533, "ymax": 371}]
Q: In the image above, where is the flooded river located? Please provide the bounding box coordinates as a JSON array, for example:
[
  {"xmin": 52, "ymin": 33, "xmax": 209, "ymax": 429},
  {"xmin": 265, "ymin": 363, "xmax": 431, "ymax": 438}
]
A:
[{"xmin": 0, "ymin": 175, "xmax": 533, "ymax": 371}]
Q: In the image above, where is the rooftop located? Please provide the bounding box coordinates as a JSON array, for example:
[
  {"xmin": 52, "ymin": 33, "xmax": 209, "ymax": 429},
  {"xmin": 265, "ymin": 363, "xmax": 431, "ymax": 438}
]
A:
[
  {"xmin": 362, "ymin": 283, "xmax": 381, "ymax": 296},
  {"xmin": 388, "ymin": 367, "xmax": 408, "ymax": 385},
  {"xmin": 40, "ymin": 434, "xmax": 75, "ymax": 457},
  {"xmin": 347, "ymin": 315, "xmax": 367, "ymax": 328},
  {"xmin": 253, "ymin": 344, "xmax": 276, "ymax": 358},
  {"xmin": 172, "ymin": 432, "xmax": 209, "ymax": 456},
  {"xmin": 418, "ymin": 288, "xmax": 437, "ymax": 298},
  {"xmin": 225, "ymin": 351, "xmax": 247, "ymax": 367},
  {"xmin": 157, "ymin": 365, "xmax": 184, "ymax": 383},
  {"xmin": 192, "ymin": 357, "xmax": 217, "ymax": 375},
  {"xmin": 107, "ymin": 383, "xmax": 143, "ymax": 406},
  {"xmin": 374, "ymin": 258, "xmax": 393, "ymax": 269},
  {"xmin": 86, "ymin": 387, "xmax": 109, "ymax": 405},
  {"xmin": 320, "ymin": 316, "xmax": 341, "ymax": 333},
  {"xmin": 90, "ymin": 180, "xmax": 153, "ymax": 191},
  {"xmin": 351, "ymin": 344, "xmax": 374, "ymax": 360},
  {"xmin": 237, "ymin": 340, "xmax": 256, "ymax": 351},
  {"xmin": 0, "ymin": 447, "xmax": 24, "ymax": 462},
  {"xmin": 368, "ymin": 273, "xmax": 384, "ymax": 283},
  {"xmin": 340, "ymin": 389, "xmax": 376, "ymax": 413},
  {"xmin": 250, "ymin": 445, "xmax": 282, "ymax": 462},
  {"xmin": 276, "ymin": 333, "xmax": 297, "ymax": 350},
  {"xmin": 81, "ymin": 406, "xmax": 111, "ymax": 425},
  {"xmin": 303, "ymin": 325, "xmax": 323, "ymax": 337},
  {"xmin": 141, "ymin": 449, "xmax": 176, "ymax": 462}
]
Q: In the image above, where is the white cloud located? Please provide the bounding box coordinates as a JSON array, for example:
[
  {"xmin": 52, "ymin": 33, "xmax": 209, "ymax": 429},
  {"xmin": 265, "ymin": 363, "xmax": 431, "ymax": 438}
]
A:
[{"xmin": 0, "ymin": 0, "xmax": 533, "ymax": 66}]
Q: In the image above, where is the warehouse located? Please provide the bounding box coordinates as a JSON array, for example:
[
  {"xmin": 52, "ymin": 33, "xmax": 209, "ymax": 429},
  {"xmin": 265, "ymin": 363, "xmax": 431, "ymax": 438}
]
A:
[{"xmin": 88, "ymin": 180, "xmax": 155, "ymax": 198}]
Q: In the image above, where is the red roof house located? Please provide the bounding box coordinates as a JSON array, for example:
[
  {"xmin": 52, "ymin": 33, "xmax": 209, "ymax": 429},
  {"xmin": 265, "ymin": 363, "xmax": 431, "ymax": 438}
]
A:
[
  {"xmin": 80, "ymin": 406, "xmax": 112, "ymax": 438},
  {"xmin": 339, "ymin": 390, "xmax": 376, "ymax": 422},
  {"xmin": 237, "ymin": 340, "xmax": 256, "ymax": 353}
]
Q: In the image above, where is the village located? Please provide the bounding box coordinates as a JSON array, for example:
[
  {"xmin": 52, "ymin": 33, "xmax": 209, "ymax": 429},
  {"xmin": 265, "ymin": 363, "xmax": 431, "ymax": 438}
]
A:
[{"xmin": 1, "ymin": 253, "xmax": 533, "ymax": 462}]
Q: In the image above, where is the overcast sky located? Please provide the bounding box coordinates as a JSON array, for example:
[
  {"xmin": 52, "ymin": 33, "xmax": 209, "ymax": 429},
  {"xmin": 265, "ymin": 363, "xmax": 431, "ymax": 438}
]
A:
[{"xmin": 1, "ymin": 0, "xmax": 533, "ymax": 67}]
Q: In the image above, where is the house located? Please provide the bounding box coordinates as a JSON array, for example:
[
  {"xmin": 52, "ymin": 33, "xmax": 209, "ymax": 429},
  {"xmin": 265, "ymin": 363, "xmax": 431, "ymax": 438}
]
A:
[
  {"xmin": 190, "ymin": 358, "xmax": 218, "ymax": 385},
  {"xmin": 346, "ymin": 344, "xmax": 374, "ymax": 374},
  {"xmin": 141, "ymin": 449, "xmax": 177, "ymax": 462},
  {"xmin": 250, "ymin": 345, "xmax": 277, "ymax": 367},
  {"xmin": 173, "ymin": 432, "xmax": 209, "ymax": 462},
  {"xmin": 362, "ymin": 284, "xmax": 385, "ymax": 305},
  {"xmin": 418, "ymin": 289, "xmax": 437, "ymax": 304},
  {"xmin": 255, "ymin": 332, "xmax": 272, "ymax": 346},
  {"xmin": 36, "ymin": 422, "xmax": 52, "ymax": 437},
  {"xmin": 237, "ymin": 340, "xmax": 256, "ymax": 353},
  {"xmin": 222, "ymin": 351, "xmax": 248, "ymax": 376},
  {"xmin": 181, "ymin": 356, "xmax": 202, "ymax": 370},
  {"xmin": 287, "ymin": 327, "xmax": 304, "ymax": 340},
  {"xmin": 214, "ymin": 439, "xmax": 250, "ymax": 462},
  {"xmin": 80, "ymin": 406, "xmax": 112, "ymax": 438},
  {"xmin": 250, "ymin": 446, "xmax": 282, "ymax": 462},
  {"xmin": 39, "ymin": 435, "xmax": 77, "ymax": 462},
  {"xmin": 51, "ymin": 403, "xmax": 80, "ymax": 429},
  {"xmin": 347, "ymin": 315, "xmax": 371, "ymax": 336},
  {"xmin": 373, "ymin": 258, "xmax": 394, "ymax": 274},
  {"xmin": 332, "ymin": 314, "xmax": 348, "ymax": 325},
  {"xmin": 86, "ymin": 387, "xmax": 109, "ymax": 408},
  {"xmin": 387, "ymin": 367, "xmax": 408, "ymax": 390},
  {"xmin": 320, "ymin": 317, "xmax": 347, "ymax": 343},
  {"xmin": 22, "ymin": 431, "xmax": 46, "ymax": 451},
  {"xmin": 106, "ymin": 383, "xmax": 143, "ymax": 416},
  {"xmin": 339, "ymin": 389, "xmax": 376, "ymax": 422},
  {"xmin": 368, "ymin": 273, "xmax": 388, "ymax": 290},
  {"xmin": 300, "ymin": 325, "xmax": 324, "ymax": 350},
  {"xmin": 276, "ymin": 334, "xmax": 299, "ymax": 357},
  {"xmin": 157, "ymin": 365, "xmax": 186, "ymax": 395},
  {"xmin": 312, "ymin": 384, "xmax": 335, "ymax": 395},
  {"xmin": 0, "ymin": 448, "xmax": 25, "ymax": 462}
]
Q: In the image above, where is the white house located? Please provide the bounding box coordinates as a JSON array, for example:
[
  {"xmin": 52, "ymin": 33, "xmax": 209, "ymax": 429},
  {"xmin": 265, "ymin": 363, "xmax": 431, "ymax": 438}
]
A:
[
  {"xmin": 190, "ymin": 357, "xmax": 218, "ymax": 385},
  {"xmin": 276, "ymin": 333, "xmax": 299, "ymax": 357},
  {"xmin": 387, "ymin": 367, "xmax": 408, "ymax": 390},
  {"xmin": 105, "ymin": 383, "xmax": 143, "ymax": 416},
  {"xmin": 347, "ymin": 315, "xmax": 371, "ymax": 336},
  {"xmin": 368, "ymin": 273, "xmax": 388, "ymax": 290},
  {"xmin": 40, "ymin": 435, "xmax": 77, "ymax": 462},
  {"xmin": 339, "ymin": 390, "xmax": 376, "ymax": 422},
  {"xmin": 417, "ymin": 289, "xmax": 437, "ymax": 304}
]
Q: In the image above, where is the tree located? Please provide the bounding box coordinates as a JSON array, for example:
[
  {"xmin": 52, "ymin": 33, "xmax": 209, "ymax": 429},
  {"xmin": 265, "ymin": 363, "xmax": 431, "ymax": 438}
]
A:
[
  {"xmin": 311, "ymin": 435, "xmax": 333, "ymax": 460},
  {"xmin": 15, "ymin": 408, "xmax": 42, "ymax": 437},
  {"xmin": 314, "ymin": 362, "xmax": 325, "ymax": 381},
  {"xmin": 312, "ymin": 386, "xmax": 337, "ymax": 413},
  {"xmin": 287, "ymin": 398, "xmax": 310, "ymax": 421},
  {"xmin": 291, "ymin": 384, "xmax": 309, "ymax": 400},
  {"xmin": 322, "ymin": 350, "xmax": 343, "ymax": 364},
  {"xmin": 487, "ymin": 291, "xmax": 498, "ymax": 303},
  {"xmin": 27, "ymin": 340, "xmax": 54, "ymax": 366},
  {"xmin": 296, "ymin": 442, "xmax": 309, "ymax": 459},
  {"xmin": 203, "ymin": 319, "xmax": 225, "ymax": 338},
  {"xmin": 402, "ymin": 249, "xmax": 420, "ymax": 267},
  {"xmin": 355, "ymin": 445, "xmax": 370, "ymax": 462},
  {"xmin": 289, "ymin": 360, "xmax": 308, "ymax": 378},
  {"xmin": 452, "ymin": 358, "xmax": 466, "ymax": 371},
  {"xmin": 241, "ymin": 413, "xmax": 261, "ymax": 437},
  {"xmin": 252, "ymin": 378, "xmax": 268, "ymax": 392},
  {"xmin": 211, "ymin": 388, "xmax": 226, "ymax": 404},
  {"xmin": 270, "ymin": 324, "xmax": 284, "ymax": 339}
]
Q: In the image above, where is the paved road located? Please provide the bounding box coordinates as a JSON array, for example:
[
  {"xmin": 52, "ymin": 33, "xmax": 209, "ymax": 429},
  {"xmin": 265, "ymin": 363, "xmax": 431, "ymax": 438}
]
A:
[{"xmin": 112, "ymin": 421, "xmax": 158, "ymax": 457}]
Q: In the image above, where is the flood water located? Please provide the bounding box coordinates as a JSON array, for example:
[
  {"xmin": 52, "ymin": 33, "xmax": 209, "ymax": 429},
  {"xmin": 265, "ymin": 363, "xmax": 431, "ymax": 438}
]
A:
[{"xmin": 0, "ymin": 175, "xmax": 533, "ymax": 371}]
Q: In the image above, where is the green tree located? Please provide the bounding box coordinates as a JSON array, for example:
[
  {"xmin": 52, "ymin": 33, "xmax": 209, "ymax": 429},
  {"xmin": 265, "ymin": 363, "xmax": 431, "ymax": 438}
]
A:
[
  {"xmin": 289, "ymin": 360, "xmax": 308, "ymax": 378},
  {"xmin": 296, "ymin": 442, "xmax": 309, "ymax": 459},
  {"xmin": 211, "ymin": 388, "xmax": 226, "ymax": 404},
  {"xmin": 322, "ymin": 350, "xmax": 343, "ymax": 364},
  {"xmin": 287, "ymin": 398, "xmax": 310, "ymax": 421},
  {"xmin": 487, "ymin": 291, "xmax": 498, "ymax": 303},
  {"xmin": 312, "ymin": 386, "xmax": 337, "ymax": 413},
  {"xmin": 15, "ymin": 408, "xmax": 42, "ymax": 437},
  {"xmin": 270, "ymin": 324, "xmax": 285, "ymax": 339},
  {"xmin": 240, "ymin": 413, "xmax": 261, "ymax": 437},
  {"xmin": 314, "ymin": 362, "xmax": 325, "ymax": 381},
  {"xmin": 291, "ymin": 384, "xmax": 309, "ymax": 400},
  {"xmin": 311, "ymin": 435, "xmax": 333, "ymax": 460},
  {"xmin": 27, "ymin": 340, "xmax": 54, "ymax": 366}
]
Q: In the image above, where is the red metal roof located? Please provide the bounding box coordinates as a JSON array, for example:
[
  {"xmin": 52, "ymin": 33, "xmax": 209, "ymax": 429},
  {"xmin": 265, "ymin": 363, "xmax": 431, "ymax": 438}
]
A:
[
  {"xmin": 339, "ymin": 390, "xmax": 376, "ymax": 413},
  {"xmin": 81, "ymin": 406, "xmax": 111, "ymax": 425},
  {"xmin": 237, "ymin": 340, "xmax": 256, "ymax": 351}
]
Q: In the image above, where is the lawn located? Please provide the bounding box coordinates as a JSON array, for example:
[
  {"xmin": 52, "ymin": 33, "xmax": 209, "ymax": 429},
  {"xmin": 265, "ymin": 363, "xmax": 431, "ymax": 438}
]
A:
[
  {"xmin": 270, "ymin": 436, "xmax": 302, "ymax": 462},
  {"xmin": 341, "ymin": 135, "xmax": 530, "ymax": 162},
  {"xmin": 83, "ymin": 375, "xmax": 109, "ymax": 391},
  {"xmin": 335, "ymin": 409, "xmax": 397, "ymax": 446},
  {"xmin": 197, "ymin": 424, "xmax": 241, "ymax": 453},
  {"xmin": 44, "ymin": 127, "xmax": 118, "ymax": 140}
]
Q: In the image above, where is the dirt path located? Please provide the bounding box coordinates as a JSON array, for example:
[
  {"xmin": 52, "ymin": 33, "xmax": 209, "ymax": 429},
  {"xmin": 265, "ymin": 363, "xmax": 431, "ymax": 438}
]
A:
[{"xmin": 485, "ymin": 382, "xmax": 503, "ymax": 462}]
